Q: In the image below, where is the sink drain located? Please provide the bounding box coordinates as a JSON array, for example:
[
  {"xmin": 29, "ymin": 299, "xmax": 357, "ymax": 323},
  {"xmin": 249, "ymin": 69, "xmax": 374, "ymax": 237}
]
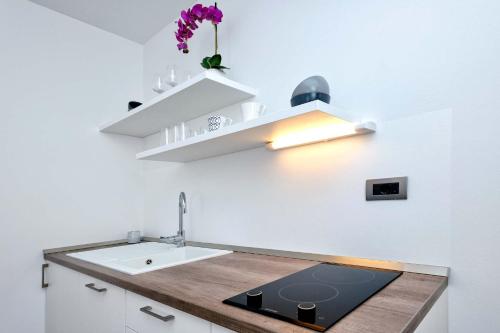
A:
[{"xmin": 145, "ymin": 259, "xmax": 152, "ymax": 265}]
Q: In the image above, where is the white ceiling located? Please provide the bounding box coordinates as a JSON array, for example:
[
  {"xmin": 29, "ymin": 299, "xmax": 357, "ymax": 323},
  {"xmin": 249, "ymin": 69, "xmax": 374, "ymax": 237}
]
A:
[{"xmin": 29, "ymin": 0, "xmax": 194, "ymax": 44}]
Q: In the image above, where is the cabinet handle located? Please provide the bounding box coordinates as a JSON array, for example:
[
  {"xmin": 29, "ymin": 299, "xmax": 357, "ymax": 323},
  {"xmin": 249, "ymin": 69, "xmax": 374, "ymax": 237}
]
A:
[
  {"xmin": 42, "ymin": 263, "xmax": 49, "ymax": 288},
  {"xmin": 140, "ymin": 306, "xmax": 175, "ymax": 322},
  {"xmin": 85, "ymin": 283, "xmax": 107, "ymax": 292}
]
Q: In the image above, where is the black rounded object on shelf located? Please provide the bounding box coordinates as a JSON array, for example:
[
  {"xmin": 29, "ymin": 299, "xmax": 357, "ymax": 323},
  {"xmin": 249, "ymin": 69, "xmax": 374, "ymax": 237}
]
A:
[
  {"xmin": 291, "ymin": 92, "xmax": 330, "ymax": 107},
  {"xmin": 128, "ymin": 101, "xmax": 142, "ymax": 111},
  {"xmin": 290, "ymin": 76, "xmax": 331, "ymax": 107}
]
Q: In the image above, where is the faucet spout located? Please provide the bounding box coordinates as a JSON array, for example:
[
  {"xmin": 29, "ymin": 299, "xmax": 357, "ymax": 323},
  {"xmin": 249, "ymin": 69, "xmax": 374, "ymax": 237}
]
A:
[
  {"xmin": 179, "ymin": 192, "xmax": 187, "ymax": 213},
  {"xmin": 178, "ymin": 192, "xmax": 187, "ymax": 239},
  {"xmin": 160, "ymin": 191, "xmax": 187, "ymax": 248}
]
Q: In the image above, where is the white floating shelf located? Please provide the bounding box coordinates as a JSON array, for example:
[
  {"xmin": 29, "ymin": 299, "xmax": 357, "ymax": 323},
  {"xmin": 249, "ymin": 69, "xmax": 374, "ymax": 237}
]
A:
[
  {"xmin": 99, "ymin": 71, "xmax": 258, "ymax": 138},
  {"xmin": 137, "ymin": 101, "xmax": 376, "ymax": 162}
]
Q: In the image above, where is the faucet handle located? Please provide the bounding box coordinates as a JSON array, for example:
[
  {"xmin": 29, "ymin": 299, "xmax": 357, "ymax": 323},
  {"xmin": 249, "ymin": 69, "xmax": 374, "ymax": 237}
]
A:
[
  {"xmin": 160, "ymin": 234, "xmax": 185, "ymax": 247},
  {"xmin": 160, "ymin": 235, "xmax": 178, "ymax": 241}
]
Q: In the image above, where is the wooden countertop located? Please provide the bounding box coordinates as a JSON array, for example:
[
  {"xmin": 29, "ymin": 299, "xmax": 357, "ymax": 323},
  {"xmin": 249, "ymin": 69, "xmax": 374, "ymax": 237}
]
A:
[{"xmin": 44, "ymin": 246, "xmax": 447, "ymax": 333}]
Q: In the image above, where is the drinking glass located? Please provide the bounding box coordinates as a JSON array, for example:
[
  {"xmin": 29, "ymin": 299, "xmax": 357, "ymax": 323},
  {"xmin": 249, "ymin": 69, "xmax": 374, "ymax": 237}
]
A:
[
  {"xmin": 187, "ymin": 127, "xmax": 206, "ymax": 138},
  {"xmin": 173, "ymin": 122, "xmax": 186, "ymax": 142},
  {"xmin": 165, "ymin": 65, "xmax": 178, "ymax": 88},
  {"xmin": 163, "ymin": 127, "xmax": 173, "ymax": 144},
  {"xmin": 152, "ymin": 74, "xmax": 167, "ymax": 94}
]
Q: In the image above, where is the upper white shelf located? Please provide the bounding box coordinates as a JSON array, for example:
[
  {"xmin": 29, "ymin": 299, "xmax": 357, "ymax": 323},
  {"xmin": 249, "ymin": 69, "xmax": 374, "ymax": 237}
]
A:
[
  {"xmin": 137, "ymin": 101, "xmax": 376, "ymax": 162},
  {"xmin": 99, "ymin": 71, "xmax": 258, "ymax": 138}
]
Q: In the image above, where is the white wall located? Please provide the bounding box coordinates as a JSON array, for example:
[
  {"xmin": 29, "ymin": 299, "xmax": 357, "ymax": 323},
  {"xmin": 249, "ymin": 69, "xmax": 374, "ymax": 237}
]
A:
[
  {"xmin": 141, "ymin": 0, "xmax": 500, "ymax": 332},
  {"xmin": 0, "ymin": 1, "xmax": 143, "ymax": 332},
  {"xmin": 143, "ymin": 110, "xmax": 452, "ymax": 265},
  {"xmin": 143, "ymin": 0, "xmax": 456, "ymax": 265},
  {"xmin": 449, "ymin": 15, "xmax": 500, "ymax": 331}
]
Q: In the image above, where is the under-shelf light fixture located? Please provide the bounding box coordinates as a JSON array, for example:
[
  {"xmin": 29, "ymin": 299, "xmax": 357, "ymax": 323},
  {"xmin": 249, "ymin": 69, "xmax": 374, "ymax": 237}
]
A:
[{"xmin": 266, "ymin": 121, "xmax": 376, "ymax": 151}]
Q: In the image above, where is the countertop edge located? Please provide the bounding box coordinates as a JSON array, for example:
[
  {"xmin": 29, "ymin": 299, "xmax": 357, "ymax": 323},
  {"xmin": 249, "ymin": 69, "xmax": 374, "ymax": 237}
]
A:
[
  {"xmin": 184, "ymin": 240, "xmax": 449, "ymax": 277},
  {"xmin": 43, "ymin": 237, "xmax": 450, "ymax": 277},
  {"xmin": 43, "ymin": 239, "xmax": 128, "ymax": 255}
]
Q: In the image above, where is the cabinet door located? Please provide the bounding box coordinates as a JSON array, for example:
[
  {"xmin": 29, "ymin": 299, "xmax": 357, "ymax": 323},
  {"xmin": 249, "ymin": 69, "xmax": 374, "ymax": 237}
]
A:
[
  {"xmin": 46, "ymin": 263, "xmax": 126, "ymax": 333},
  {"xmin": 126, "ymin": 291, "xmax": 211, "ymax": 333},
  {"xmin": 79, "ymin": 272, "xmax": 126, "ymax": 333},
  {"xmin": 46, "ymin": 263, "xmax": 86, "ymax": 333},
  {"xmin": 211, "ymin": 324, "xmax": 237, "ymax": 333}
]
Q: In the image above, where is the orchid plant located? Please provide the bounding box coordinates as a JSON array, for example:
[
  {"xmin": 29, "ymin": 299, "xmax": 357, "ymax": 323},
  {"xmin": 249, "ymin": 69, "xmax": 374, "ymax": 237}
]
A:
[{"xmin": 175, "ymin": 3, "xmax": 228, "ymax": 71}]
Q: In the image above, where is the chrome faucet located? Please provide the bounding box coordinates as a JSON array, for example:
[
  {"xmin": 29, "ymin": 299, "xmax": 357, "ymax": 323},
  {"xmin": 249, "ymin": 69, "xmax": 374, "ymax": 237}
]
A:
[{"xmin": 160, "ymin": 192, "xmax": 187, "ymax": 247}]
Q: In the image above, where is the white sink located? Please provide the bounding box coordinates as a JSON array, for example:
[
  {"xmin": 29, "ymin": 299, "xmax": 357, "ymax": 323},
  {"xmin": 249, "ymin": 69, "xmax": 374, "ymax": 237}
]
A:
[{"xmin": 67, "ymin": 242, "xmax": 232, "ymax": 275}]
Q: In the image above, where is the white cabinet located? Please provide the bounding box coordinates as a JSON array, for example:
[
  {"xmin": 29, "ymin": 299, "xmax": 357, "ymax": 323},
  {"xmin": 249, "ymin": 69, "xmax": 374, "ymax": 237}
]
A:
[
  {"xmin": 211, "ymin": 324, "xmax": 237, "ymax": 333},
  {"xmin": 46, "ymin": 263, "xmax": 125, "ymax": 333},
  {"xmin": 46, "ymin": 263, "xmax": 226, "ymax": 333},
  {"xmin": 46, "ymin": 263, "xmax": 86, "ymax": 333},
  {"xmin": 126, "ymin": 291, "xmax": 211, "ymax": 333},
  {"xmin": 79, "ymin": 273, "xmax": 126, "ymax": 333}
]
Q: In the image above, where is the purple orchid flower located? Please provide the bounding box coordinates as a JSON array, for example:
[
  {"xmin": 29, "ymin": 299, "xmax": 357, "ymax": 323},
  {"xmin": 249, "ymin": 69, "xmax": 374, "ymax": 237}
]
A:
[
  {"xmin": 176, "ymin": 20, "xmax": 193, "ymax": 39},
  {"xmin": 181, "ymin": 9, "xmax": 199, "ymax": 30},
  {"xmin": 174, "ymin": 2, "xmax": 225, "ymax": 61},
  {"xmin": 175, "ymin": 19, "xmax": 193, "ymax": 53},
  {"xmin": 191, "ymin": 4, "xmax": 206, "ymax": 22},
  {"xmin": 177, "ymin": 42, "xmax": 188, "ymax": 52},
  {"xmin": 205, "ymin": 5, "xmax": 223, "ymax": 24}
]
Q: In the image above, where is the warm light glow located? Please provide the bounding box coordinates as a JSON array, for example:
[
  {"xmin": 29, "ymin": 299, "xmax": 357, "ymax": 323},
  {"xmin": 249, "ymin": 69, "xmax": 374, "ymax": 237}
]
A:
[{"xmin": 267, "ymin": 122, "xmax": 374, "ymax": 150}]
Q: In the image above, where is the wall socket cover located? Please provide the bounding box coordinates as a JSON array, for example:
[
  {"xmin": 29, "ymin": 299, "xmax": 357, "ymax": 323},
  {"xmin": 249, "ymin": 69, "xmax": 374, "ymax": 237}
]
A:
[{"xmin": 366, "ymin": 177, "xmax": 408, "ymax": 201}]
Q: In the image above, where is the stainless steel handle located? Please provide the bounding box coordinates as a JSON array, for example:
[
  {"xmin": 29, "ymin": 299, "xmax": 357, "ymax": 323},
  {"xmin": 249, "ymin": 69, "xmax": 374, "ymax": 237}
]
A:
[
  {"xmin": 140, "ymin": 306, "xmax": 175, "ymax": 322},
  {"xmin": 42, "ymin": 263, "xmax": 49, "ymax": 288},
  {"xmin": 85, "ymin": 283, "xmax": 107, "ymax": 292}
]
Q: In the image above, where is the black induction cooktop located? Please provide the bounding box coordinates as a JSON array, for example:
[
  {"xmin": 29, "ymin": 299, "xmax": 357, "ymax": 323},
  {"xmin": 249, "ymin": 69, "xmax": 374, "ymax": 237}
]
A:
[{"xmin": 223, "ymin": 263, "xmax": 401, "ymax": 332}]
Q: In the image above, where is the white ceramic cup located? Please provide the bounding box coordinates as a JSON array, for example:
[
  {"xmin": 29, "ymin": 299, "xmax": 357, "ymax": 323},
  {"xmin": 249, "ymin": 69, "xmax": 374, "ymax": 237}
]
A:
[
  {"xmin": 241, "ymin": 102, "xmax": 266, "ymax": 121},
  {"xmin": 218, "ymin": 116, "xmax": 233, "ymax": 127}
]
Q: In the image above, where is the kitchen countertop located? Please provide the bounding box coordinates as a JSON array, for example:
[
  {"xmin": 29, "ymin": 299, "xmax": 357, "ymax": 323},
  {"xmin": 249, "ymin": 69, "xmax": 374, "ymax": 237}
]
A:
[{"xmin": 44, "ymin": 243, "xmax": 447, "ymax": 333}]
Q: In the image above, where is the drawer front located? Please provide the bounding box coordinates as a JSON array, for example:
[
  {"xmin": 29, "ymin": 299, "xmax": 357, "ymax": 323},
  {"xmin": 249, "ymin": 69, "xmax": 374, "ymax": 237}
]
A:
[
  {"xmin": 46, "ymin": 263, "xmax": 126, "ymax": 333},
  {"xmin": 126, "ymin": 291, "xmax": 211, "ymax": 333},
  {"xmin": 79, "ymin": 272, "xmax": 126, "ymax": 333}
]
